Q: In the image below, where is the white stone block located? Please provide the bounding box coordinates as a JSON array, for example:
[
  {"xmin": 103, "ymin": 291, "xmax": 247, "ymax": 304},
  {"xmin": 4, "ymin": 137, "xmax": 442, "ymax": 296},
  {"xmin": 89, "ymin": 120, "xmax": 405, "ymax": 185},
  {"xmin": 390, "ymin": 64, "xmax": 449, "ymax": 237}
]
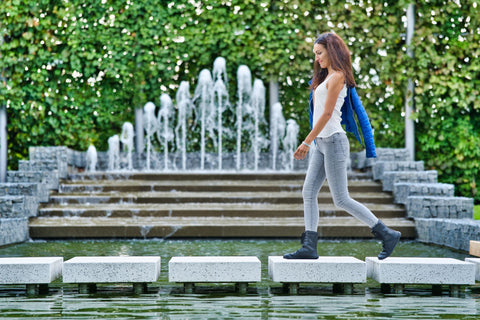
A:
[
  {"xmin": 268, "ymin": 256, "xmax": 366, "ymax": 283},
  {"xmin": 0, "ymin": 257, "xmax": 63, "ymax": 284},
  {"xmin": 465, "ymin": 258, "xmax": 480, "ymax": 281},
  {"xmin": 366, "ymin": 257, "xmax": 475, "ymax": 284},
  {"xmin": 169, "ymin": 256, "xmax": 261, "ymax": 282},
  {"xmin": 63, "ymin": 256, "xmax": 160, "ymax": 283}
]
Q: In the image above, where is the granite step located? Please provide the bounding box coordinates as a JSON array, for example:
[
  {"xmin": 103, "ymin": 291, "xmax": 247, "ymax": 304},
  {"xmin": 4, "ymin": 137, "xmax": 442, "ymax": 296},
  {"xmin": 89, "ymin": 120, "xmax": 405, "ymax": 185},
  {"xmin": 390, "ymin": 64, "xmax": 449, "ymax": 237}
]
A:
[
  {"xmin": 58, "ymin": 179, "xmax": 383, "ymax": 193},
  {"xmin": 46, "ymin": 191, "xmax": 394, "ymax": 205},
  {"xmin": 29, "ymin": 217, "xmax": 416, "ymax": 239},
  {"xmin": 66, "ymin": 171, "xmax": 373, "ymax": 182},
  {"xmin": 37, "ymin": 203, "xmax": 405, "ymax": 218}
]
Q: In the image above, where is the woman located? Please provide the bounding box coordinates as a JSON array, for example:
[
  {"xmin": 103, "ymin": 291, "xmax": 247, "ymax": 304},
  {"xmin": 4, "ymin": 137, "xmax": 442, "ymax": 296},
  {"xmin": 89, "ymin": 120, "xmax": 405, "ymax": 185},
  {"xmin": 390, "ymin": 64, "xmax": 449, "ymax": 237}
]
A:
[{"xmin": 284, "ymin": 32, "xmax": 401, "ymax": 260}]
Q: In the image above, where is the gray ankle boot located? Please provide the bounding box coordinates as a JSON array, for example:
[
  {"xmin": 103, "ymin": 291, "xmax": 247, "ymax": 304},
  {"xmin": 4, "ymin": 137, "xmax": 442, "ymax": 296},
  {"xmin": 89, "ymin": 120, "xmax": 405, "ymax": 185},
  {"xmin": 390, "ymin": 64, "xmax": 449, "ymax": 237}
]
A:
[
  {"xmin": 371, "ymin": 220, "xmax": 401, "ymax": 260},
  {"xmin": 283, "ymin": 231, "xmax": 319, "ymax": 259}
]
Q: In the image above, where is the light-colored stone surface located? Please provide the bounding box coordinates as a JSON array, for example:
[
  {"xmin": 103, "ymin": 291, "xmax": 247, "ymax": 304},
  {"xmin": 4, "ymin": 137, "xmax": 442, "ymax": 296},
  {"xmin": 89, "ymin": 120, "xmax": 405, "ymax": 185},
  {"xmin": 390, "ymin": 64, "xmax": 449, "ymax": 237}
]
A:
[
  {"xmin": 268, "ymin": 256, "xmax": 366, "ymax": 283},
  {"xmin": 469, "ymin": 241, "xmax": 480, "ymax": 257},
  {"xmin": 0, "ymin": 257, "xmax": 63, "ymax": 284},
  {"xmin": 63, "ymin": 256, "xmax": 160, "ymax": 283},
  {"xmin": 465, "ymin": 258, "xmax": 480, "ymax": 281},
  {"xmin": 169, "ymin": 256, "xmax": 261, "ymax": 282},
  {"xmin": 366, "ymin": 257, "xmax": 475, "ymax": 284}
]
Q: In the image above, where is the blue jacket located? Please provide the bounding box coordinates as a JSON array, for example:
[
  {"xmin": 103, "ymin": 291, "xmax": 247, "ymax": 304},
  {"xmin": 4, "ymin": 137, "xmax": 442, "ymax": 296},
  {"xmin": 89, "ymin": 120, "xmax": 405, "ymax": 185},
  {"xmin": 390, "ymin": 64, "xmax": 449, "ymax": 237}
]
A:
[{"xmin": 308, "ymin": 83, "xmax": 377, "ymax": 158}]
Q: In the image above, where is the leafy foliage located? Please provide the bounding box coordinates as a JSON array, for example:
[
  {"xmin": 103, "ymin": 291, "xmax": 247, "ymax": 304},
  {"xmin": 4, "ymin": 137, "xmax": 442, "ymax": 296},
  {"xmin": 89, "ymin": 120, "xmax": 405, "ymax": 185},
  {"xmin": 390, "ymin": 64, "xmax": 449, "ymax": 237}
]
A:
[{"xmin": 1, "ymin": 0, "xmax": 479, "ymax": 201}]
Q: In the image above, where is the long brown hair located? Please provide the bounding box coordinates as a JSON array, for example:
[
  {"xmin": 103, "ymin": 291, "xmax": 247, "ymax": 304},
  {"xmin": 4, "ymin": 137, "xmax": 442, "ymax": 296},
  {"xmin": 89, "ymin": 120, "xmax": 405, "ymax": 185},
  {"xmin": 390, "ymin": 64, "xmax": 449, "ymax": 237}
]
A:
[{"xmin": 310, "ymin": 32, "xmax": 356, "ymax": 90}]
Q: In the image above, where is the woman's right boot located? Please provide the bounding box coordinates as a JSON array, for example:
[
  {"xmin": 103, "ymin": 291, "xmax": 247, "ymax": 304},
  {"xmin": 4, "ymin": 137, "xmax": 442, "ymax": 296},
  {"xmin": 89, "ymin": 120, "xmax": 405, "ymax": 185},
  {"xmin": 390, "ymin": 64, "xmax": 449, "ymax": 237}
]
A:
[{"xmin": 283, "ymin": 231, "xmax": 319, "ymax": 259}]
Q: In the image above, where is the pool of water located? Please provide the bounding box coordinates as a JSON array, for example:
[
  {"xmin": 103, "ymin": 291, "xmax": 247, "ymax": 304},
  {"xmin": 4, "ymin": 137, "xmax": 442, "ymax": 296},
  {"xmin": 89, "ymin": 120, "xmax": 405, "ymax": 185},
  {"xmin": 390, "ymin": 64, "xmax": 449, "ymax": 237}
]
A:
[{"xmin": 0, "ymin": 239, "xmax": 479, "ymax": 319}]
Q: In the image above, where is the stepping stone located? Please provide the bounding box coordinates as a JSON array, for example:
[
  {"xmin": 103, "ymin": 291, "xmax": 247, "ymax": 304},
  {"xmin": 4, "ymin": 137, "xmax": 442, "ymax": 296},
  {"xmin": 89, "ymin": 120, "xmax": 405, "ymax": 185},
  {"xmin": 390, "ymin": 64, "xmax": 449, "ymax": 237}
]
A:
[
  {"xmin": 469, "ymin": 240, "xmax": 480, "ymax": 257},
  {"xmin": 366, "ymin": 257, "xmax": 475, "ymax": 295},
  {"xmin": 168, "ymin": 256, "xmax": 261, "ymax": 293},
  {"xmin": 63, "ymin": 256, "xmax": 161, "ymax": 293},
  {"xmin": 268, "ymin": 256, "xmax": 366, "ymax": 294},
  {"xmin": 465, "ymin": 258, "xmax": 480, "ymax": 281},
  {"xmin": 0, "ymin": 257, "xmax": 63, "ymax": 295}
]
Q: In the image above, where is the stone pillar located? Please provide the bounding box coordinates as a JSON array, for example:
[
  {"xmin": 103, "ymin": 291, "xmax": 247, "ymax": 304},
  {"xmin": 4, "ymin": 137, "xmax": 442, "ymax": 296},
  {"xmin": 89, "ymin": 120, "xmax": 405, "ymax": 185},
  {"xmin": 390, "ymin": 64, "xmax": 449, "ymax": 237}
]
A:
[
  {"xmin": 0, "ymin": 105, "xmax": 6, "ymax": 183},
  {"xmin": 405, "ymin": 3, "xmax": 415, "ymax": 161}
]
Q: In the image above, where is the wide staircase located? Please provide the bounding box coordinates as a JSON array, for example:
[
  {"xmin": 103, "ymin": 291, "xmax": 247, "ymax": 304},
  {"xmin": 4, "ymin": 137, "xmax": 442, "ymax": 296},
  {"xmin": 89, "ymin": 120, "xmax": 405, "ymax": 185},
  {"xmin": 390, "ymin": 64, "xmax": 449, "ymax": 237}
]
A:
[{"xmin": 29, "ymin": 171, "xmax": 416, "ymax": 239}]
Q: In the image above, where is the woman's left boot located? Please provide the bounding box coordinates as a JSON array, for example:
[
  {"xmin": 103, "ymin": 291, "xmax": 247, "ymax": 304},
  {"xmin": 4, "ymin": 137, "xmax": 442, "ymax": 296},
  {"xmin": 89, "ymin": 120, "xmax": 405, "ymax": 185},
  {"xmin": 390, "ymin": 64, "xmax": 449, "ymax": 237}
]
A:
[
  {"xmin": 283, "ymin": 231, "xmax": 319, "ymax": 259},
  {"xmin": 371, "ymin": 220, "xmax": 401, "ymax": 260}
]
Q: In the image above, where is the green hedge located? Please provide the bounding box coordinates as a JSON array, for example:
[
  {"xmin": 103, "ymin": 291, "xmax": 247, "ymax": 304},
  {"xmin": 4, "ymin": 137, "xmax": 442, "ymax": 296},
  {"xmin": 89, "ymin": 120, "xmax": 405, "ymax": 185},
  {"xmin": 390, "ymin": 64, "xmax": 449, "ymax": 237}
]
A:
[{"xmin": 1, "ymin": 0, "xmax": 479, "ymax": 201}]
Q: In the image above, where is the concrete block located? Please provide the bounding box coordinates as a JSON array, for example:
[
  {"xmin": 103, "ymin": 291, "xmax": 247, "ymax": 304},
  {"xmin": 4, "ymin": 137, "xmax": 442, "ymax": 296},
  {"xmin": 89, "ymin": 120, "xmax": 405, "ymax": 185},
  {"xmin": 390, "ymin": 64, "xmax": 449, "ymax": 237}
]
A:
[
  {"xmin": 366, "ymin": 257, "xmax": 475, "ymax": 285},
  {"xmin": 0, "ymin": 257, "xmax": 63, "ymax": 284},
  {"xmin": 63, "ymin": 256, "xmax": 161, "ymax": 283},
  {"xmin": 169, "ymin": 256, "xmax": 261, "ymax": 283},
  {"xmin": 268, "ymin": 256, "xmax": 366, "ymax": 283},
  {"xmin": 465, "ymin": 258, "xmax": 480, "ymax": 281}
]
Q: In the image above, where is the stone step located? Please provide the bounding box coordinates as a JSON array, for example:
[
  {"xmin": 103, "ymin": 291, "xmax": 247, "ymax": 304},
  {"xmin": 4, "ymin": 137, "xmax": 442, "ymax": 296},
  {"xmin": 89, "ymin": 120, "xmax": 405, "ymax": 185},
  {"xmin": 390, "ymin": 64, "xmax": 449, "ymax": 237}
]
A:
[
  {"xmin": 58, "ymin": 179, "xmax": 383, "ymax": 193},
  {"xmin": 37, "ymin": 202, "xmax": 406, "ymax": 218},
  {"xmin": 66, "ymin": 171, "xmax": 373, "ymax": 182},
  {"xmin": 46, "ymin": 191, "xmax": 394, "ymax": 205},
  {"xmin": 268, "ymin": 256, "xmax": 366, "ymax": 294},
  {"xmin": 169, "ymin": 256, "xmax": 261, "ymax": 293},
  {"xmin": 28, "ymin": 216, "xmax": 416, "ymax": 239},
  {"xmin": 63, "ymin": 256, "xmax": 161, "ymax": 294},
  {"xmin": 366, "ymin": 257, "xmax": 475, "ymax": 295}
]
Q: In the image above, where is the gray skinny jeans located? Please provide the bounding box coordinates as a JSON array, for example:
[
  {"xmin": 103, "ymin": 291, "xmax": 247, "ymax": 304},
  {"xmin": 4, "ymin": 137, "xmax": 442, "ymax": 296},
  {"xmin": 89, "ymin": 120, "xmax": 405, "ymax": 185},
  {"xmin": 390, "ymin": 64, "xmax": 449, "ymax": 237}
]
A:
[{"xmin": 302, "ymin": 132, "xmax": 379, "ymax": 231}]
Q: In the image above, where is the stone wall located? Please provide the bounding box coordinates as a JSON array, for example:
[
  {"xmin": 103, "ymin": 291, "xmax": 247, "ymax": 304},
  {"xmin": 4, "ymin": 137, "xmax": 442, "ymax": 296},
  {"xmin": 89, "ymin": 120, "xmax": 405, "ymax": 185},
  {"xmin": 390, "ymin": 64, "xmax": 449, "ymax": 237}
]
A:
[
  {"xmin": 0, "ymin": 146, "xmax": 79, "ymax": 247},
  {"xmin": 365, "ymin": 148, "xmax": 477, "ymax": 252},
  {"xmin": 415, "ymin": 218, "xmax": 480, "ymax": 252}
]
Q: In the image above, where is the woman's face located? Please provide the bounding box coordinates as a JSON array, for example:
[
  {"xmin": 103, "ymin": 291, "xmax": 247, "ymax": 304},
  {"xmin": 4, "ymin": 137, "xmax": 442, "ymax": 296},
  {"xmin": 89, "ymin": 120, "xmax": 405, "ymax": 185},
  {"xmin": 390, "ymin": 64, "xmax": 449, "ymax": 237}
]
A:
[{"xmin": 313, "ymin": 44, "xmax": 330, "ymax": 69}]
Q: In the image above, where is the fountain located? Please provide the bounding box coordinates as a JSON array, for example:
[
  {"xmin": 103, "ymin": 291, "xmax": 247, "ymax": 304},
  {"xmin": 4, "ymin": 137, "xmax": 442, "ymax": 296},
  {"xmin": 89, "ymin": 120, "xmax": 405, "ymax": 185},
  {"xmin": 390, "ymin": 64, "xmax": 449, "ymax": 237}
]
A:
[
  {"xmin": 249, "ymin": 79, "xmax": 268, "ymax": 171},
  {"xmin": 85, "ymin": 145, "xmax": 97, "ymax": 172},
  {"xmin": 143, "ymin": 102, "xmax": 157, "ymax": 171},
  {"xmin": 107, "ymin": 135, "xmax": 120, "ymax": 171},
  {"xmin": 193, "ymin": 69, "xmax": 215, "ymax": 170},
  {"xmin": 175, "ymin": 81, "xmax": 194, "ymax": 171},
  {"xmin": 103, "ymin": 57, "xmax": 300, "ymax": 172},
  {"xmin": 270, "ymin": 102, "xmax": 286, "ymax": 170},
  {"xmin": 157, "ymin": 94, "xmax": 174, "ymax": 170},
  {"xmin": 213, "ymin": 78, "xmax": 230, "ymax": 170},
  {"xmin": 212, "ymin": 57, "xmax": 228, "ymax": 85},
  {"xmin": 236, "ymin": 65, "xmax": 252, "ymax": 170},
  {"xmin": 283, "ymin": 119, "xmax": 300, "ymax": 171},
  {"xmin": 120, "ymin": 122, "xmax": 134, "ymax": 170}
]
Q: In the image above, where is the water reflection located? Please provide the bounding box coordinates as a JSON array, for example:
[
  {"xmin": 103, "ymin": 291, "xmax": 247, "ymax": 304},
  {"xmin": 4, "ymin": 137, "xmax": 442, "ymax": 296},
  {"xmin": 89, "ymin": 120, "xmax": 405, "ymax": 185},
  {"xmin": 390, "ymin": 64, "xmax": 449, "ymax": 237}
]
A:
[{"xmin": 0, "ymin": 239, "xmax": 478, "ymax": 319}]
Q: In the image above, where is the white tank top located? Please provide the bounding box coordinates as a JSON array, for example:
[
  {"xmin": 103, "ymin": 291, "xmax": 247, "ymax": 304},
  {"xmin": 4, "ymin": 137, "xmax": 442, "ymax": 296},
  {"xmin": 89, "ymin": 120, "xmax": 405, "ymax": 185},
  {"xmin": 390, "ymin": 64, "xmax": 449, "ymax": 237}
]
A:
[{"xmin": 313, "ymin": 73, "xmax": 347, "ymax": 138}]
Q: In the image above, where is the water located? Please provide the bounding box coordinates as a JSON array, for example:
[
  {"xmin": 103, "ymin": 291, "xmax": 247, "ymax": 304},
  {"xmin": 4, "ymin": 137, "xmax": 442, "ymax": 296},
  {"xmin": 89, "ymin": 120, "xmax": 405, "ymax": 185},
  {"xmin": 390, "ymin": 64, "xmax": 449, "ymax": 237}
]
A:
[
  {"xmin": 175, "ymin": 81, "xmax": 194, "ymax": 171},
  {"xmin": 157, "ymin": 94, "xmax": 175, "ymax": 171},
  {"xmin": 107, "ymin": 135, "xmax": 120, "ymax": 171},
  {"xmin": 236, "ymin": 65, "xmax": 252, "ymax": 171},
  {"xmin": 270, "ymin": 102, "xmax": 286, "ymax": 170},
  {"xmin": 119, "ymin": 122, "xmax": 134, "ymax": 171},
  {"xmin": 0, "ymin": 239, "xmax": 479, "ymax": 319},
  {"xmin": 143, "ymin": 102, "xmax": 158, "ymax": 171},
  {"xmin": 85, "ymin": 145, "xmax": 97, "ymax": 172},
  {"xmin": 283, "ymin": 119, "xmax": 300, "ymax": 171}
]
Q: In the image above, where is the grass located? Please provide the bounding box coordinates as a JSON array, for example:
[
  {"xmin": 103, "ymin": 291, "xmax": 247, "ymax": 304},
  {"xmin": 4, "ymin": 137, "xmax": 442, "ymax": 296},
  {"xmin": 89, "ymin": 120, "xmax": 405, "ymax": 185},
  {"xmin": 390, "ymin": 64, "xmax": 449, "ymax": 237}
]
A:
[{"xmin": 475, "ymin": 205, "xmax": 480, "ymax": 220}]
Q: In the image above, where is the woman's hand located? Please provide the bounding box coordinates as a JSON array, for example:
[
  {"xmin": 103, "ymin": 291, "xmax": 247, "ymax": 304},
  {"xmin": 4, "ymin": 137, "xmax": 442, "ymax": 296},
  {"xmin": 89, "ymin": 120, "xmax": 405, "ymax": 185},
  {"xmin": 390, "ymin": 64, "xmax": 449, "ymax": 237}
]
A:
[{"xmin": 294, "ymin": 143, "xmax": 310, "ymax": 160}]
